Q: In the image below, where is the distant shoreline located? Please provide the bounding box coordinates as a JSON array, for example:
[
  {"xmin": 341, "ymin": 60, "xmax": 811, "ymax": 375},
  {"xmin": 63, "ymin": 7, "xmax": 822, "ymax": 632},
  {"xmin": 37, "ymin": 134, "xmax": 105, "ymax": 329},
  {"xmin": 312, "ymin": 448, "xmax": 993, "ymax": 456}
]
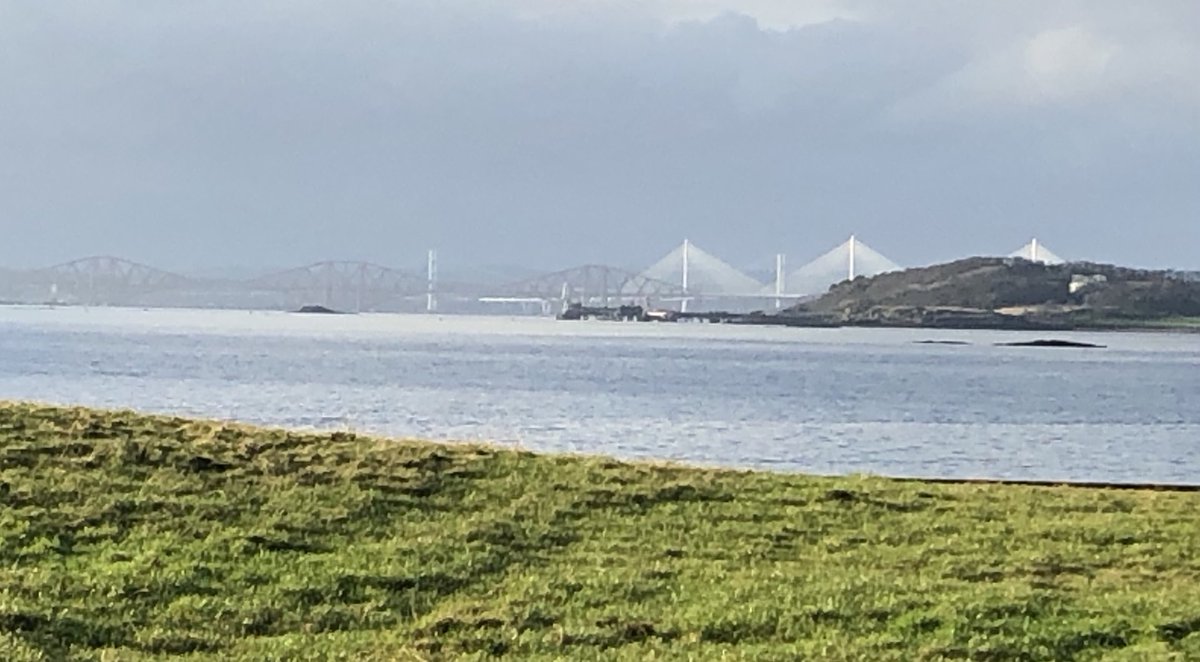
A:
[{"xmin": 5, "ymin": 300, "xmax": 1200, "ymax": 334}]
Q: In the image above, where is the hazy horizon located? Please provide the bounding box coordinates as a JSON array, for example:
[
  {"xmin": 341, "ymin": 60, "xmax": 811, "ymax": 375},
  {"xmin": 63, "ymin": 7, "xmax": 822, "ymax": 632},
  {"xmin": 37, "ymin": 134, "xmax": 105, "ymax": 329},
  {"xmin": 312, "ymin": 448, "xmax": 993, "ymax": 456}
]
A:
[{"xmin": 3, "ymin": 1, "xmax": 1198, "ymax": 273}]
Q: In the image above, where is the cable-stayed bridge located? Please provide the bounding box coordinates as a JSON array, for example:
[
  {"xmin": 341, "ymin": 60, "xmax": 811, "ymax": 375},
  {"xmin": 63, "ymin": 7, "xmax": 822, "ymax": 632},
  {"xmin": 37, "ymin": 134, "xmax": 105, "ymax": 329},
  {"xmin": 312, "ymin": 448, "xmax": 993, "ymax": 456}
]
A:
[
  {"xmin": 1009, "ymin": 239, "xmax": 1065, "ymax": 265},
  {"xmin": 0, "ymin": 238, "xmax": 1075, "ymax": 313},
  {"xmin": 625, "ymin": 236, "xmax": 904, "ymax": 311}
]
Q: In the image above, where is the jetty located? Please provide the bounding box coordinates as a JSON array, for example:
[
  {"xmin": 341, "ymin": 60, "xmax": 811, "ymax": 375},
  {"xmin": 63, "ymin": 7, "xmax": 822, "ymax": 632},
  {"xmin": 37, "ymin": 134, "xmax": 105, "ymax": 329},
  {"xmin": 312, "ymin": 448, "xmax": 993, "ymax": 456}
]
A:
[{"xmin": 555, "ymin": 303, "xmax": 838, "ymax": 327}]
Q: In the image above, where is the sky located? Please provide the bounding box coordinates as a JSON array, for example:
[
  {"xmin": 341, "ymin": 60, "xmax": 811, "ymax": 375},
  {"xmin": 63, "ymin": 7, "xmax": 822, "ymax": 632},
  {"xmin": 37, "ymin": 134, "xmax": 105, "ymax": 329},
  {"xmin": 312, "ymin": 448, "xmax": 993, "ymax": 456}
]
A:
[{"xmin": 2, "ymin": 0, "xmax": 1198, "ymax": 275}]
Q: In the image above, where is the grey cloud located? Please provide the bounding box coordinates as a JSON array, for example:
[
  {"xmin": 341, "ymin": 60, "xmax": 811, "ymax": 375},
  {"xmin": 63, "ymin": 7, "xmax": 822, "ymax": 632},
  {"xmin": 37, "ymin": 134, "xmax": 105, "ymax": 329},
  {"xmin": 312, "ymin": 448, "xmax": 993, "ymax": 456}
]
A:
[{"xmin": 1, "ymin": 0, "xmax": 1196, "ymax": 274}]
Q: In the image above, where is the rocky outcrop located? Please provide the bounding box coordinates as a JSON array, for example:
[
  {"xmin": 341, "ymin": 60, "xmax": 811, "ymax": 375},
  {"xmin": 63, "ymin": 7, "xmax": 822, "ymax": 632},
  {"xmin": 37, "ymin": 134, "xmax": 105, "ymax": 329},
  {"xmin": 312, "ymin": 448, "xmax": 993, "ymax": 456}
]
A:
[
  {"xmin": 997, "ymin": 339, "xmax": 1106, "ymax": 349},
  {"xmin": 294, "ymin": 305, "xmax": 346, "ymax": 314}
]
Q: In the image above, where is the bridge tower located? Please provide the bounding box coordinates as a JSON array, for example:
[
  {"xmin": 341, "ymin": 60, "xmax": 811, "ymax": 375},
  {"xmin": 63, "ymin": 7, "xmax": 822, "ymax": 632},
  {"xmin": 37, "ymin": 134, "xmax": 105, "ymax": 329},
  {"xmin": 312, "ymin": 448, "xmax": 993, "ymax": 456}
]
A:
[
  {"xmin": 426, "ymin": 249, "xmax": 438, "ymax": 313},
  {"xmin": 681, "ymin": 239, "xmax": 690, "ymax": 312},
  {"xmin": 848, "ymin": 234, "xmax": 857, "ymax": 281},
  {"xmin": 775, "ymin": 235, "xmax": 901, "ymax": 297},
  {"xmin": 774, "ymin": 253, "xmax": 786, "ymax": 310},
  {"xmin": 641, "ymin": 239, "xmax": 763, "ymax": 311},
  {"xmin": 1009, "ymin": 239, "xmax": 1065, "ymax": 264}
]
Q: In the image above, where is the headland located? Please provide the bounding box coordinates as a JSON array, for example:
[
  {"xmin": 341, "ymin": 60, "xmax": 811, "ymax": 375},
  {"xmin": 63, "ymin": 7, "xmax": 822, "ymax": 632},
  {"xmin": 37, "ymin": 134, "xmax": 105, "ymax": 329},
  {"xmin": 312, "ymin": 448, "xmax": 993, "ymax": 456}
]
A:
[{"xmin": 787, "ymin": 257, "xmax": 1200, "ymax": 332}]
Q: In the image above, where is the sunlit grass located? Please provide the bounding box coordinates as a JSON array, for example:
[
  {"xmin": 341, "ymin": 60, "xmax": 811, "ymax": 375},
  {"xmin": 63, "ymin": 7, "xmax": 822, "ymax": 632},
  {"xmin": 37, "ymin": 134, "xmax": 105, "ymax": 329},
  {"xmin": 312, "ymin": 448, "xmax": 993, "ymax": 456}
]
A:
[
  {"xmin": 1144, "ymin": 316, "xmax": 1200, "ymax": 329},
  {"xmin": 1083, "ymin": 315, "xmax": 1200, "ymax": 330},
  {"xmin": 2, "ymin": 402, "xmax": 1199, "ymax": 660}
]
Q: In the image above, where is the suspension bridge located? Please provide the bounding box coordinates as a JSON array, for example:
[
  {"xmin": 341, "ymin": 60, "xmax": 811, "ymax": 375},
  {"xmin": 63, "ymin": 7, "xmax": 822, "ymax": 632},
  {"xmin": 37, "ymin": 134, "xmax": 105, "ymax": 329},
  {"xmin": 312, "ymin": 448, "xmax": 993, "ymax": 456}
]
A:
[{"xmin": 0, "ymin": 237, "xmax": 1071, "ymax": 314}]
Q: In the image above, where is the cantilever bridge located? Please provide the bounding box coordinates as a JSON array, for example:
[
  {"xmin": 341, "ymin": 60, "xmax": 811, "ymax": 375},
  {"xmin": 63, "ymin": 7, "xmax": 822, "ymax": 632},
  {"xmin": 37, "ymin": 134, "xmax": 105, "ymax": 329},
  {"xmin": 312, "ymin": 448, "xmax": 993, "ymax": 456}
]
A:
[
  {"xmin": 480, "ymin": 265, "xmax": 689, "ymax": 315},
  {"xmin": 11, "ymin": 257, "xmax": 198, "ymax": 307},
  {"xmin": 0, "ymin": 237, "xmax": 1070, "ymax": 314},
  {"xmin": 246, "ymin": 261, "xmax": 429, "ymax": 312}
]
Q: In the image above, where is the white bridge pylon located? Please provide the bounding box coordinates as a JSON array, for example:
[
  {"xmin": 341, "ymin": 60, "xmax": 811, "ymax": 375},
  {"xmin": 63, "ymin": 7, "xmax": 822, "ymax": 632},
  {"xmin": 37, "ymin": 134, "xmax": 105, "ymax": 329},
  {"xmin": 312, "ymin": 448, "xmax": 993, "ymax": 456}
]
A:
[
  {"xmin": 640, "ymin": 236, "xmax": 903, "ymax": 310},
  {"xmin": 771, "ymin": 235, "xmax": 902, "ymax": 298},
  {"xmin": 1009, "ymin": 238, "xmax": 1065, "ymax": 265},
  {"xmin": 641, "ymin": 239, "xmax": 765, "ymax": 297}
]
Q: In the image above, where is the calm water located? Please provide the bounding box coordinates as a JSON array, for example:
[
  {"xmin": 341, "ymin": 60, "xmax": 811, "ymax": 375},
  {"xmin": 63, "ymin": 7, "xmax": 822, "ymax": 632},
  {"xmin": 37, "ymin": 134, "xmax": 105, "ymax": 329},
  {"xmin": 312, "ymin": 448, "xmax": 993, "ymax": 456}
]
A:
[{"xmin": 1, "ymin": 306, "xmax": 1198, "ymax": 483}]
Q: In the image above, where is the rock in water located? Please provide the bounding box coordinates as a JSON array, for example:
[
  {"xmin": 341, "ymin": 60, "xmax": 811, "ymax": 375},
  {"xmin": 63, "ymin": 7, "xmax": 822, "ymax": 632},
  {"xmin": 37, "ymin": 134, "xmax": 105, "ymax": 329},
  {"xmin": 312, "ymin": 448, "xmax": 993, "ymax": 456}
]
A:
[
  {"xmin": 996, "ymin": 339, "xmax": 1105, "ymax": 349},
  {"xmin": 294, "ymin": 305, "xmax": 346, "ymax": 315}
]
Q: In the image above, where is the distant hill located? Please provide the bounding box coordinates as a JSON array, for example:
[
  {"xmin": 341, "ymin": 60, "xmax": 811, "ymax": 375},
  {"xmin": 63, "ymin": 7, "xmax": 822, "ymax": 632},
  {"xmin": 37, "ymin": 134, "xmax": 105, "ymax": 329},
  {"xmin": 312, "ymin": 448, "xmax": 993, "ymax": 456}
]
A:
[{"xmin": 789, "ymin": 257, "xmax": 1200, "ymax": 329}]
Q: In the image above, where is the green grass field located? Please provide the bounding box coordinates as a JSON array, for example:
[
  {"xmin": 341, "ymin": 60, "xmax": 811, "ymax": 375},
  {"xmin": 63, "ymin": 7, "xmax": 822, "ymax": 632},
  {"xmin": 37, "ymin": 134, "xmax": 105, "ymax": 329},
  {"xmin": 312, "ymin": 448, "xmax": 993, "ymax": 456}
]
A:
[{"xmin": 2, "ymin": 403, "xmax": 1199, "ymax": 660}]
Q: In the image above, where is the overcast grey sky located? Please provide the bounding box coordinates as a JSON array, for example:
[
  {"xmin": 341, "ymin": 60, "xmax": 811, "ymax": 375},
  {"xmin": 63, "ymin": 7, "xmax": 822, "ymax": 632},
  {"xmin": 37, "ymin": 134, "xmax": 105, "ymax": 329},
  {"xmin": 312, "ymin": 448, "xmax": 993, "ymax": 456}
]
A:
[{"xmin": 2, "ymin": 0, "xmax": 1198, "ymax": 273}]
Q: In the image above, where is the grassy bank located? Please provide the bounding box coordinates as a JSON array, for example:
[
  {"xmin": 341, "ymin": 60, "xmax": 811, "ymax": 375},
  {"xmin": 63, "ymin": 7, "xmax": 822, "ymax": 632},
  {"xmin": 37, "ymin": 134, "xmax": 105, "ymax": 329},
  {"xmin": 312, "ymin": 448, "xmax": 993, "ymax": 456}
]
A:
[
  {"xmin": 1080, "ymin": 316, "xmax": 1200, "ymax": 332},
  {"xmin": 2, "ymin": 403, "xmax": 1199, "ymax": 660}
]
